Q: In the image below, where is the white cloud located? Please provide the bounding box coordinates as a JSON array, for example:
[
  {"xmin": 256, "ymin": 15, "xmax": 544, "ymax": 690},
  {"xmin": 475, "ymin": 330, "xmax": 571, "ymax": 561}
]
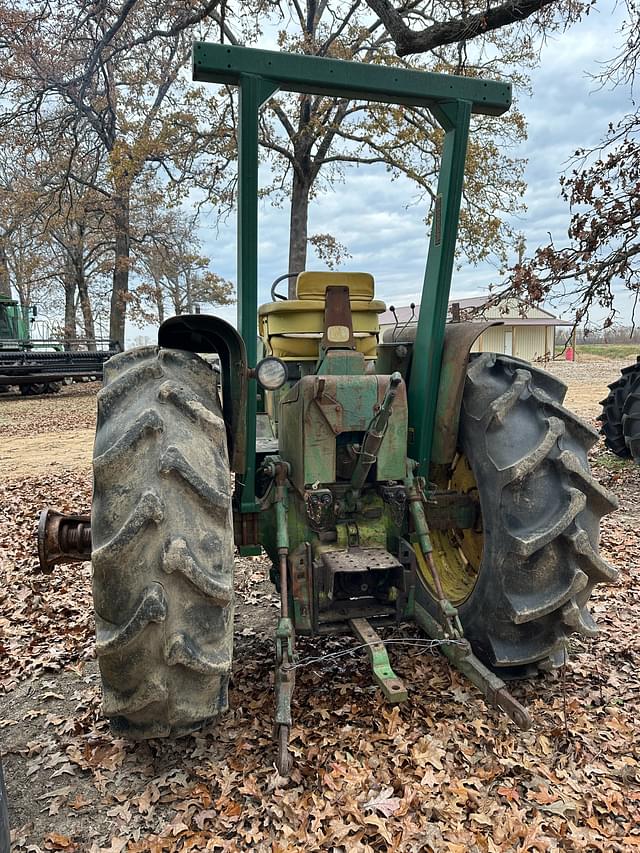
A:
[{"xmin": 187, "ymin": 4, "xmax": 635, "ymax": 343}]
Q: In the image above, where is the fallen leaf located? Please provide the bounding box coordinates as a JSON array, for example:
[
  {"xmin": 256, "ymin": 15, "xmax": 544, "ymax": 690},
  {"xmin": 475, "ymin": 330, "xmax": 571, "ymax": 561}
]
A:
[{"xmin": 363, "ymin": 786, "xmax": 401, "ymax": 817}]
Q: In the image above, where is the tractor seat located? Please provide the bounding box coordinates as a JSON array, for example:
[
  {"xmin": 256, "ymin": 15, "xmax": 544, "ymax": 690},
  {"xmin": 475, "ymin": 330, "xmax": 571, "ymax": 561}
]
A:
[{"xmin": 259, "ymin": 271, "xmax": 386, "ymax": 361}]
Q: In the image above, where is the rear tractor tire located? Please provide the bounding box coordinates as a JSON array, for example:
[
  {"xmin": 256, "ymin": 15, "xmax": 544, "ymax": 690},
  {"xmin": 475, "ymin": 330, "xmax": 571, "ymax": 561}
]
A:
[
  {"xmin": 598, "ymin": 357, "xmax": 640, "ymax": 460},
  {"xmin": 420, "ymin": 353, "xmax": 619, "ymax": 678},
  {"xmin": 92, "ymin": 346, "xmax": 234, "ymax": 738},
  {"xmin": 623, "ymin": 381, "xmax": 640, "ymax": 463}
]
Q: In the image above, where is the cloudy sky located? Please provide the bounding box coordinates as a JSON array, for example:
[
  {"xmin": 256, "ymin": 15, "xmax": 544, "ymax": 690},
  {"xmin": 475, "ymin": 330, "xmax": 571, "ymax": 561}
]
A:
[{"xmin": 135, "ymin": 5, "xmax": 633, "ymax": 342}]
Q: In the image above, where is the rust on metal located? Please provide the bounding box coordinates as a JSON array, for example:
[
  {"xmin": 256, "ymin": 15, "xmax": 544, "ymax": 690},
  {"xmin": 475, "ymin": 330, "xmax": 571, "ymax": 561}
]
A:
[
  {"xmin": 431, "ymin": 321, "xmax": 500, "ymax": 464},
  {"xmin": 381, "ymin": 320, "xmax": 501, "ymax": 465},
  {"xmin": 37, "ymin": 508, "xmax": 92, "ymax": 572},
  {"xmin": 424, "ymin": 490, "xmax": 479, "ymax": 530},
  {"xmin": 320, "ymin": 286, "xmax": 355, "ymax": 355},
  {"xmin": 233, "ymin": 510, "xmax": 259, "ymax": 548},
  {"xmin": 322, "ymin": 548, "xmax": 402, "ymax": 574},
  {"xmin": 349, "ymin": 617, "xmax": 408, "ymax": 703}
]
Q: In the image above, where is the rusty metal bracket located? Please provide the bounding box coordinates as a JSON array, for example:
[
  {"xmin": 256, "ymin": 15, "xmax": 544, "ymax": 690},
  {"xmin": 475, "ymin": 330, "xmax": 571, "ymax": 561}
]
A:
[
  {"xmin": 304, "ymin": 488, "xmax": 335, "ymax": 531},
  {"xmin": 380, "ymin": 484, "xmax": 407, "ymax": 528},
  {"xmin": 322, "ymin": 548, "xmax": 402, "ymax": 574},
  {"xmin": 274, "ymin": 616, "xmax": 295, "ymax": 775},
  {"xmin": 37, "ymin": 508, "xmax": 91, "ymax": 572},
  {"xmin": 233, "ymin": 510, "xmax": 260, "ymax": 555},
  {"xmin": 268, "ymin": 458, "xmax": 297, "ymax": 776},
  {"xmin": 414, "ymin": 602, "xmax": 532, "ymax": 730},
  {"xmin": 320, "ymin": 286, "xmax": 355, "ymax": 356},
  {"xmin": 350, "ymin": 618, "xmax": 408, "ymax": 703},
  {"xmin": 424, "ymin": 490, "xmax": 479, "ymax": 530},
  {"xmin": 312, "ymin": 377, "xmax": 343, "ymax": 435}
]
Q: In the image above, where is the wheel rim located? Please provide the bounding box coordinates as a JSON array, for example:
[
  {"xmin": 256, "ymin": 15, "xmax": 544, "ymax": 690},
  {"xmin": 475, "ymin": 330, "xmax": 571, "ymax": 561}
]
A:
[{"xmin": 425, "ymin": 452, "xmax": 484, "ymax": 606}]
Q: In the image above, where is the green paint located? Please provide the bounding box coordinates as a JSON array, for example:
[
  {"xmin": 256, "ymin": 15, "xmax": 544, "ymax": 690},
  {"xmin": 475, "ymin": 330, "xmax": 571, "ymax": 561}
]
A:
[
  {"xmin": 278, "ymin": 374, "xmax": 406, "ymax": 492},
  {"xmin": 316, "ymin": 351, "xmax": 366, "ymax": 376},
  {"xmin": 193, "ymin": 43, "xmax": 511, "ymax": 116},
  {"xmin": 237, "ymin": 74, "xmax": 279, "ymax": 512},
  {"xmin": 407, "ymin": 100, "xmax": 473, "ymax": 476},
  {"xmin": 192, "ymin": 42, "xmax": 511, "ymax": 510},
  {"xmin": 0, "ymin": 297, "xmax": 30, "ymax": 346}
]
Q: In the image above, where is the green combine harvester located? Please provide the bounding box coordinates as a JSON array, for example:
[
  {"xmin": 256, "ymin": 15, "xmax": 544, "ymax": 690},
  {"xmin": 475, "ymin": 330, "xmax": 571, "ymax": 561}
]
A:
[
  {"xmin": 0, "ymin": 295, "xmax": 117, "ymax": 394},
  {"xmin": 38, "ymin": 44, "xmax": 618, "ymax": 774}
]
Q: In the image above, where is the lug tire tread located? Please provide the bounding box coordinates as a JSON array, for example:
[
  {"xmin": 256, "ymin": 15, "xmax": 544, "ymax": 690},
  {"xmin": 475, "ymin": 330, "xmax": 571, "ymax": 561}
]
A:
[
  {"xmin": 418, "ymin": 352, "xmax": 618, "ymax": 678},
  {"xmin": 598, "ymin": 359, "xmax": 640, "ymax": 458},
  {"xmin": 92, "ymin": 345, "xmax": 234, "ymax": 738},
  {"xmin": 622, "ymin": 370, "xmax": 640, "ymax": 463}
]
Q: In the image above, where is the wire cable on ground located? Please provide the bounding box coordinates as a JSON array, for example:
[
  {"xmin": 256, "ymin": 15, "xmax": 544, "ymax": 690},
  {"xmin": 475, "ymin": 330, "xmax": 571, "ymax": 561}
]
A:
[{"xmin": 282, "ymin": 637, "xmax": 466, "ymax": 671}]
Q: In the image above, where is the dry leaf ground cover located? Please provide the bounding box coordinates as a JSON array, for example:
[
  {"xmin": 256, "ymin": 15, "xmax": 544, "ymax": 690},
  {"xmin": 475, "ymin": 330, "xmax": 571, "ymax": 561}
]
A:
[{"xmin": 1, "ymin": 362, "xmax": 639, "ymax": 852}]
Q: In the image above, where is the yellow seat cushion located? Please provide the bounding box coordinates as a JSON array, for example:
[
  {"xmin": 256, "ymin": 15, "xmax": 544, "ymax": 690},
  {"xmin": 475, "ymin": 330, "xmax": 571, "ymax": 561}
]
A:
[
  {"xmin": 258, "ymin": 272, "xmax": 384, "ymax": 361},
  {"xmin": 258, "ymin": 299, "xmax": 386, "ymax": 362},
  {"xmin": 259, "ymin": 299, "xmax": 385, "ymax": 334},
  {"xmin": 296, "ymin": 271, "xmax": 374, "ymax": 301},
  {"xmin": 268, "ymin": 334, "xmax": 378, "ymax": 360}
]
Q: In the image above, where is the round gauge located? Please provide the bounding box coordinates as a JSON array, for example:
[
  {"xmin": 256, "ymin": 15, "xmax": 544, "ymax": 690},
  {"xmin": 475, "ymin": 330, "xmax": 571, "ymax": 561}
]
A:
[{"xmin": 255, "ymin": 357, "xmax": 287, "ymax": 390}]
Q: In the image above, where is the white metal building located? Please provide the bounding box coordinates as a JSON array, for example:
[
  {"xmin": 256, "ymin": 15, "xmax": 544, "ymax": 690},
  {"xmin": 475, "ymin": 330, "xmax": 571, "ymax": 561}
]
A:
[{"xmin": 379, "ymin": 296, "xmax": 571, "ymax": 363}]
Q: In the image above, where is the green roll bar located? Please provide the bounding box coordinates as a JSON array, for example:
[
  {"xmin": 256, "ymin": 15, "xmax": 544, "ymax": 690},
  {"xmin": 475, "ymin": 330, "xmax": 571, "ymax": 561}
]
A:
[{"xmin": 193, "ymin": 42, "xmax": 512, "ymax": 510}]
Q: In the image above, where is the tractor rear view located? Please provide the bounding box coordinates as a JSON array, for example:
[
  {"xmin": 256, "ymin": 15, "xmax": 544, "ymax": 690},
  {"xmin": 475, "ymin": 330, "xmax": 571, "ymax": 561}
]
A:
[{"xmin": 39, "ymin": 44, "xmax": 618, "ymax": 774}]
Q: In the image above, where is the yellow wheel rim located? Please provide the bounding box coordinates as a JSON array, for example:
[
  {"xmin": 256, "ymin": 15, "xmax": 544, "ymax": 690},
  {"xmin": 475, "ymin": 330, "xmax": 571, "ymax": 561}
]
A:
[{"xmin": 422, "ymin": 452, "xmax": 484, "ymax": 605}]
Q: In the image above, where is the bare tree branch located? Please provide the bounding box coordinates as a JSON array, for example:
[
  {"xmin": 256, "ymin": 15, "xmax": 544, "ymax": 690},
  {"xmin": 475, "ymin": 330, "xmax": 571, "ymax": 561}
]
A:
[{"xmin": 365, "ymin": 0, "xmax": 557, "ymax": 55}]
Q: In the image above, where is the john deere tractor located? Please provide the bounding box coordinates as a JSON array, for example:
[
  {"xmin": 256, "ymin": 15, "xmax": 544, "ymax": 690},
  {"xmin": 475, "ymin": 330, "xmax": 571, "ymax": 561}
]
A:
[{"xmin": 39, "ymin": 44, "xmax": 618, "ymax": 773}]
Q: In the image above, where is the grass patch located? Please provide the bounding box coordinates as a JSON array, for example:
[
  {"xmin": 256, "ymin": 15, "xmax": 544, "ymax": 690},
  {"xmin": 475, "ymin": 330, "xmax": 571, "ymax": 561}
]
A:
[
  {"xmin": 591, "ymin": 451, "xmax": 632, "ymax": 471},
  {"xmin": 556, "ymin": 344, "xmax": 640, "ymax": 359}
]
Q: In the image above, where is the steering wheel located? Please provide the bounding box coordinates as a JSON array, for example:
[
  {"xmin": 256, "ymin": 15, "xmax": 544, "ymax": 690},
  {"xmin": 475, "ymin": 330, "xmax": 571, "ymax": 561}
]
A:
[{"xmin": 270, "ymin": 272, "xmax": 301, "ymax": 301}]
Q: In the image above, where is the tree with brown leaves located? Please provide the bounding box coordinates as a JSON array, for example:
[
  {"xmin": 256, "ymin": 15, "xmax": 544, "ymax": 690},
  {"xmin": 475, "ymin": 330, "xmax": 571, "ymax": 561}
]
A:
[
  {"xmin": 0, "ymin": 0, "xmax": 233, "ymax": 347},
  {"xmin": 228, "ymin": 0, "xmax": 543, "ymax": 290},
  {"xmin": 497, "ymin": 3, "xmax": 640, "ymax": 330}
]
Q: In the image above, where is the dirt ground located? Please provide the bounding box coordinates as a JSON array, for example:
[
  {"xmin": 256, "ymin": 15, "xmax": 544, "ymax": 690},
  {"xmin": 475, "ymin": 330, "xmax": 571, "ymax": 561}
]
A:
[
  {"xmin": 0, "ymin": 362, "xmax": 617, "ymax": 477},
  {"xmin": 541, "ymin": 360, "xmax": 624, "ymax": 422},
  {"xmin": 1, "ymin": 360, "xmax": 639, "ymax": 852},
  {"xmin": 0, "ymin": 383, "xmax": 97, "ymax": 477}
]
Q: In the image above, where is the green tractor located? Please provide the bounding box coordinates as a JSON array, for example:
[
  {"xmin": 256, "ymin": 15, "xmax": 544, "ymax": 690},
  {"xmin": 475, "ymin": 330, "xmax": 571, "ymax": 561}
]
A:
[{"xmin": 39, "ymin": 44, "xmax": 618, "ymax": 773}]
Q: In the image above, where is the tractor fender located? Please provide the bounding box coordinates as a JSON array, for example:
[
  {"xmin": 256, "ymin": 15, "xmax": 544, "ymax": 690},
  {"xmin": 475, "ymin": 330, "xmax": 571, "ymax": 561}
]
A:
[
  {"xmin": 431, "ymin": 321, "xmax": 501, "ymax": 465},
  {"xmin": 158, "ymin": 314, "xmax": 247, "ymax": 473},
  {"xmin": 381, "ymin": 320, "xmax": 501, "ymax": 465}
]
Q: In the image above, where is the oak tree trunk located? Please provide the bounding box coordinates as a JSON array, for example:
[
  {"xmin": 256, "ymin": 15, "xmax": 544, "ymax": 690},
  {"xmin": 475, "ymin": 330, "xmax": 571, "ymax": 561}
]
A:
[
  {"xmin": 155, "ymin": 286, "xmax": 165, "ymax": 325},
  {"xmin": 63, "ymin": 261, "xmax": 76, "ymax": 351},
  {"xmin": 109, "ymin": 188, "xmax": 131, "ymax": 349},
  {"xmin": 0, "ymin": 240, "xmax": 10, "ymax": 298},
  {"xmin": 287, "ymin": 171, "xmax": 311, "ymax": 296},
  {"xmin": 77, "ymin": 269, "xmax": 96, "ymax": 350},
  {"xmin": 185, "ymin": 270, "xmax": 193, "ymax": 314}
]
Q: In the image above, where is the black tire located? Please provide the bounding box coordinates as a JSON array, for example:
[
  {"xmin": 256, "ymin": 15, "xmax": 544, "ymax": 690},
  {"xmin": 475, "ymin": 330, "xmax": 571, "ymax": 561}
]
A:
[
  {"xmin": 621, "ymin": 360, "xmax": 640, "ymax": 463},
  {"xmin": 20, "ymin": 383, "xmax": 45, "ymax": 396},
  {"xmin": 19, "ymin": 381, "xmax": 61, "ymax": 395},
  {"xmin": 92, "ymin": 346, "xmax": 234, "ymax": 738},
  {"xmin": 598, "ymin": 359, "xmax": 640, "ymax": 457},
  {"xmin": 418, "ymin": 353, "xmax": 618, "ymax": 677},
  {"xmin": 623, "ymin": 386, "xmax": 640, "ymax": 463}
]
